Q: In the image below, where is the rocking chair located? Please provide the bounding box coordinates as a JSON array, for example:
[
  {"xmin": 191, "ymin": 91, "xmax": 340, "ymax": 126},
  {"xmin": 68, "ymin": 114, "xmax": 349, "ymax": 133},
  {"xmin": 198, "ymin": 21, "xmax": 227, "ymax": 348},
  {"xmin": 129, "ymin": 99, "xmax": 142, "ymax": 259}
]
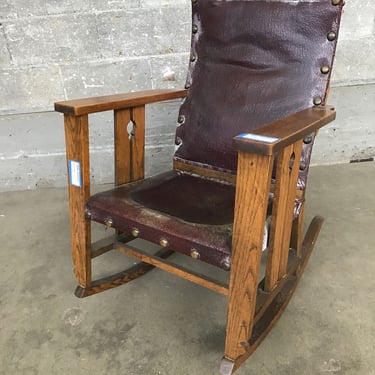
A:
[{"xmin": 55, "ymin": 1, "xmax": 344, "ymax": 373}]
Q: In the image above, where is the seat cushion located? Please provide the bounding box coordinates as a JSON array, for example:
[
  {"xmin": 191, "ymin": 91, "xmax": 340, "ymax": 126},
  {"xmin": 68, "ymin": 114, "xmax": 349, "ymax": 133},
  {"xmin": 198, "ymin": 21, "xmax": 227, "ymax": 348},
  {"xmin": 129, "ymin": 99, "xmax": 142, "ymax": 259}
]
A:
[{"xmin": 85, "ymin": 170, "xmax": 236, "ymax": 269}]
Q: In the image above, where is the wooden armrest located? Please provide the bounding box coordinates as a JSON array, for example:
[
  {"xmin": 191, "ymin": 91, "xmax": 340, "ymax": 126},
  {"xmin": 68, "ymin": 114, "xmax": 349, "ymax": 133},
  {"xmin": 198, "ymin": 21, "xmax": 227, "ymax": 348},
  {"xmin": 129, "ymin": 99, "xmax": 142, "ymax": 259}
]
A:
[
  {"xmin": 233, "ymin": 106, "xmax": 336, "ymax": 155},
  {"xmin": 54, "ymin": 89, "xmax": 187, "ymax": 116}
]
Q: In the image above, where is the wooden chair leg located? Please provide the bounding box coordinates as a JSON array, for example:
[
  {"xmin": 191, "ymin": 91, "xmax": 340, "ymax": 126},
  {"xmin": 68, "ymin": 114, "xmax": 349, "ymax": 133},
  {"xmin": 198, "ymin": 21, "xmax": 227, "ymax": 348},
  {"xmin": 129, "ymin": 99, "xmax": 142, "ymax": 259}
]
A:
[
  {"xmin": 265, "ymin": 141, "xmax": 303, "ymax": 292},
  {"xmin": 65, "ymin": 110, "xmax": 159, "ymax": 298},
  {"xmin": 64, "ymin": 114, "xmax": 92, "ymax": 288},
  {"xmin": 222, "ymin": 151, "xmax": 273, "ymax": 372},
  {"xmin": 221, "ymin": 145, "xmax": 323, "ymax": 375},
  {"xmin": 220, "ymin": 215, "xmax": 324, "ymax": 375}
]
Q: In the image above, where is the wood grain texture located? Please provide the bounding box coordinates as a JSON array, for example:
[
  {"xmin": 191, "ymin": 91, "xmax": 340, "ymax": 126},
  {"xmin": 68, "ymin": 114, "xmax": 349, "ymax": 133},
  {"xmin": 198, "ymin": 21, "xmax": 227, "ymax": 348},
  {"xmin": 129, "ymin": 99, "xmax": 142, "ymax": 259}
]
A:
[
  {"xmin": 291, "ymin": 201, "xmax": 305, "ymax": 259},
  {"xmin": 173, "ymin": 159, "xmax": 236, "ymax": 184},
  {"xmin": 233, "ymin": 106, "xmax": 336, "ymax": 155},
  {"xmin": 277, "ymin": 140, "xmax": 303, "ymax": 279},
  {"xmin": 75, "ymin": 246, "xmax": 174, "ymax": 298},
  {"xmin": 64, "ymin": 114, "xmax": 92, "ymax": 287},
  {"xmin": 221, "ymin": 216, "xmax": 324, "ymax": 375},
  {"xmin": 265, "ymin": 140, "xmax": 303, "ymax": 291},
  {"xmin": 114, "ymin": 109, "xmax": 132, "ymax": 186},
  {"xmin": 114, "ymin": 106, "xmax": 145, "ymax": 185},
  {"xmin": 131, "ymin": 106, "xmax": 145, "ymax": 181},
  {"xmin": 115, "ymin": 243, "xmax": 229, "ymax": 296},
  {"xmin": 55, "ymin": 89, "xmax": 187, "ymax": 116},
  {"xmin": 224, "ymin": 151, "xmax": 273, "ymax": 361}
]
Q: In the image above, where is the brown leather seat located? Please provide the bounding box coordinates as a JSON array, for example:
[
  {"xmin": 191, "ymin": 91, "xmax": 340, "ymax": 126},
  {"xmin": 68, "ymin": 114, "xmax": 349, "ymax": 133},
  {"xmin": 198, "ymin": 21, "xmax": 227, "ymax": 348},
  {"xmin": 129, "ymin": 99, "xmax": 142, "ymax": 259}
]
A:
[{"xmin": 86, "ymin": 170, "xmax": 235, "ymax": 268}]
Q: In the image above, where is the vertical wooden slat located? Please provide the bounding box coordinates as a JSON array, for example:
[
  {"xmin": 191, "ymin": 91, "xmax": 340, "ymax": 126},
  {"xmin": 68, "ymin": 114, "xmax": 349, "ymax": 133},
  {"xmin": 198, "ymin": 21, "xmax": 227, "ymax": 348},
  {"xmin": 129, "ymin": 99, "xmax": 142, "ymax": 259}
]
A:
[
  {"xmin": 224, "ymin": 151, "xmax": 273, "ymax": 361},
  {"xmin": 277, "ymin": 140, "xmax": 303, "ymax": 279},
  {"xmin": 114, "ymin": 109, "xmax": 132, "ymax": 186},
  {"xmin": 64, "ymin": 114, "xmax": 92, "ymax": 287},
  {"xmin": 131, "ymin": 105, "xmax": 145, "ymax": 181},
  {"xmin": 291, "ymin": 201, "xmax": 305, "ymax": 259},
  {"xmin": 264, "ymin": 144, "xmax": 293, "ymax": 291},
  {"xmin": 265, "ymin": 140, "xmax": 303, "ymax": 292}
]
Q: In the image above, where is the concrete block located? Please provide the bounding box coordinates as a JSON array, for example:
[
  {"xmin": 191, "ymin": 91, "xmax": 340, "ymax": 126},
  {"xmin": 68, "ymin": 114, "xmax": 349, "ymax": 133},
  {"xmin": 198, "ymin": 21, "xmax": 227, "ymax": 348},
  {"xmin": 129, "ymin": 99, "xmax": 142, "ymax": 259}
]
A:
[
  {"xmin": 331, "ymin": 0, "xmax": 375, "ymax": 85},
  {"xmin": 0, "ymin": 152, "xmax": 65, "ymax": 191},
  {"xmin": 44, "ymin": 0, "xmax": 92, "ymax": 15},
  {"xmin": 141, "ymin": 0, "xmax": 190, "ymax": 8},
  {"xmin": 60, "ymin": 59, "xmax": 152, "ymax": 99},
  {"xmin": 0, "ymin": 65, "xmax": 64, "ymax": 114},
  {"xmin": 150, "ymin": 54, "xmax": 189, "ymax": 89},
  {"xmin": 4, "ymin": 14, "xmax": 100, "ymax": 66},
  {"xmin": 0, "ymin": 112, "xmax": 64, "ymax": 159},
  {"xmin": 312, "ymin": 83, "xmax": 375, "ymax": 165},
  {"xmin": 0, "ymin": 0, "xmax": 47, "ymax": 19},
  {"xmin": 97, "ymin": 6, "xmax": 190, "ymax": 58},
  {"xmin": 331, "ymin": 37, "xmax": 375, "ymax": 86},
  {"xmin": 44, "ymin": 0, "xmax": 140, "ymax": 15},
  {"xmin": 91, "ymin": 0, "xmax": 141, "ymax": 11},
  {"xmin": 338, "ymin": 0, "xmax": 374, "ymax": 41},
  {"xmin": 0, "ymin": 2, "xmax": 10, "ymax": 19},
  {"xmin": 0, "ymin": 25, "xmax": 12, "ymax": 67},
  {"xmin": 0, "ymin": 111, "xmax": 65, "ymax": 190}
]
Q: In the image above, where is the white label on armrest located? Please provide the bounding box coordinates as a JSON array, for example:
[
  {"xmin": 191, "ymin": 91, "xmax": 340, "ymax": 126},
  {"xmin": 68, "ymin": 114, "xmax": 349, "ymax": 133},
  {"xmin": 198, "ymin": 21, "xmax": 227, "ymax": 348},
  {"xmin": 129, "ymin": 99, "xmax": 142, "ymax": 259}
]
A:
[
  {"xmin": 68, "ymin": 160, "xmax": 82, "ymax": 188},
  {"xmin": 238, "ymin": 133, "xmax": 280, "ymax": 143}
]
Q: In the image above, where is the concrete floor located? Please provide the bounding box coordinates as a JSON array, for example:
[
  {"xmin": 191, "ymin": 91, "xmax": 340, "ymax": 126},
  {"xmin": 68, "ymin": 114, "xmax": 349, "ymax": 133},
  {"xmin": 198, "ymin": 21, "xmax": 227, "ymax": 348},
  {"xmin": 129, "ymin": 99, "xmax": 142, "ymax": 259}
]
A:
[{"xmin": 0, "ymin": 162, "xmax": 374, "ymax": 375}]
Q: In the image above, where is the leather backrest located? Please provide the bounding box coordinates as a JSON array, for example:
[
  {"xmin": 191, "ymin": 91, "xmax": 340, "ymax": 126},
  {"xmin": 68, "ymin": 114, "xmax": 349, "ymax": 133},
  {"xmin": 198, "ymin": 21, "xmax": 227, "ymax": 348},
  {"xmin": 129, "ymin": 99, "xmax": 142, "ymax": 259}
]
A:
[{"xmin": 174, "ymin": 0, "xmax": 343, "ymax": 187}]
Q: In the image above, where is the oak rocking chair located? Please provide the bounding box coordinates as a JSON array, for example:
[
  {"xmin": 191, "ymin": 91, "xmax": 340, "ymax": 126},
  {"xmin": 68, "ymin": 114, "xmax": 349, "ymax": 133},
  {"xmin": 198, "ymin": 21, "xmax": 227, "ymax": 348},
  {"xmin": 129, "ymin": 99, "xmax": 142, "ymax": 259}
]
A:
[{"xmin": 55, "ymin": 1, "xmax": 344, "ymax": 373}]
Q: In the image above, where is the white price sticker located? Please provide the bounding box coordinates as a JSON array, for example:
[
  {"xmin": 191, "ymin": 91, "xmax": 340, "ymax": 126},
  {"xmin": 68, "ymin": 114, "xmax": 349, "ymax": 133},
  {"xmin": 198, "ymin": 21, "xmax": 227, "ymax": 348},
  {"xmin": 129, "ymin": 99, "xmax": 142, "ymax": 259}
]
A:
[
  {"xmin": 238, "ymin": 133, "xmax": 280, "ymax": 143},
  {"xmin": 68, "ymin": 160, "xmax": 82, "ymax": 188}
]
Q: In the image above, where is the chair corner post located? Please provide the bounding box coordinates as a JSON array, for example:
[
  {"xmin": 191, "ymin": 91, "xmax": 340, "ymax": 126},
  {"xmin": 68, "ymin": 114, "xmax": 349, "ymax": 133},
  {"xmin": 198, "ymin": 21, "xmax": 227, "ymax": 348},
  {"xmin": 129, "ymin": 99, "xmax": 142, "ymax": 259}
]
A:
[
  {"xmin": 63, "ymin": 114, "xmax": 92, "ymax": 288},
  {"xmin": 224, "ymin": 151, "xmax": 273, "ymax": 361}
]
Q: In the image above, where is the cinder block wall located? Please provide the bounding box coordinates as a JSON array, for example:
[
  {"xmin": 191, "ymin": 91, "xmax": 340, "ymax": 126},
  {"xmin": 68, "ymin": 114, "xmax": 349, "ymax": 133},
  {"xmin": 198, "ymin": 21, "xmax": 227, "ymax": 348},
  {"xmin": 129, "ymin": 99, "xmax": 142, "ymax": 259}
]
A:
[{"xmin": 0, "ymin": 0, "xmax": 374, "ymax": 191}]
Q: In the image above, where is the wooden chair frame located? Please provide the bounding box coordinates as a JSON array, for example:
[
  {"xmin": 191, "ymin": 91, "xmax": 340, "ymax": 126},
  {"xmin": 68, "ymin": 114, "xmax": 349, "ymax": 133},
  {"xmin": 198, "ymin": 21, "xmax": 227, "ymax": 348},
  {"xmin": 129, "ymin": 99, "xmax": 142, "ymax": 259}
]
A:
[{"xmin": 55, "ymin": 89, "xmax": 335, "ymax": 374}]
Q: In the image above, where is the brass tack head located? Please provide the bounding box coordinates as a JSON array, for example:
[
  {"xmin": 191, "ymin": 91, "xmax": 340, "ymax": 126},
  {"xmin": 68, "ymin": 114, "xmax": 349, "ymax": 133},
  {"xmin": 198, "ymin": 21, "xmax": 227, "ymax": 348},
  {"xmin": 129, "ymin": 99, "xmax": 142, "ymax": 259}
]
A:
[
  {"xmin": 313, "ymin": 96, "xmax": 323, "ymax": 106},
  {"xmin": 303, "ymin": 135, "xmax": 313, "ymax": 144},
  {"xmin": 190, "ymin": 249, "xmax": 200, "ymax": 259},
  {"xmin": 85, "ymin": 211, "xmax": 92, "ymax": 220},
  {"xmin": 131, "ymin": 228, "xmax": 140, "ymax": 237},
  {"xmin": 327, "ymin": 31, "xmax": 336, "ymax": 41},
  {"xmin": 175, "ymin": 136, "xmax": 182, "ymax": 146},
  {"xmin": 190, "ymin": 55, "xmax": 196, "ymax": 62},
  {"xmin": 321, "ymin": 66, "xmax": 330, "ymax": 74},
  {"xmin": 104, "ymin": 218, "xmax": 113, "ymax": 228},
  {"xmin": 221, "ymin": 257, "xmax": 231, "ymax": 271},
  {"xmin": 331, "ymin": 0, "xmax": 341, "ymax": 5},
  {"xmin": 160, "ymin": 238, "xmax": 169, "ymax": 248},
  {"xmin": 192, "ymin": 25, "xmax": 198, "ymax": 34},
  {"xmin": 184, "ymin": 83, "xmax": 190, "ymax": 89},
  {"xmin": 192, "ymin": 0, "xmax": 198, "ymax": 3},
  {"xmin": 178, "ymin": 115, "xmax": 185, "ymax": 124},
  {"xmin": 299, "ymin": 160, "xmax": 307, "ymax": 171}
]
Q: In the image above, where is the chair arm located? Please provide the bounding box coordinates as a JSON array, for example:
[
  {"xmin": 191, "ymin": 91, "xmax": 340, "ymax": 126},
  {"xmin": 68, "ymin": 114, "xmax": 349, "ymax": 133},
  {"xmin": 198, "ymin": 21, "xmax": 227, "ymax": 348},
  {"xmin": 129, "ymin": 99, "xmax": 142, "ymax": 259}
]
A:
[
  {"xmin": 233, "ymin": 106, "xmax": 336, "ymax": 155},
  {"xmin": 54, "ymin": 89, "xmax": 187, "ymax": 116}
]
